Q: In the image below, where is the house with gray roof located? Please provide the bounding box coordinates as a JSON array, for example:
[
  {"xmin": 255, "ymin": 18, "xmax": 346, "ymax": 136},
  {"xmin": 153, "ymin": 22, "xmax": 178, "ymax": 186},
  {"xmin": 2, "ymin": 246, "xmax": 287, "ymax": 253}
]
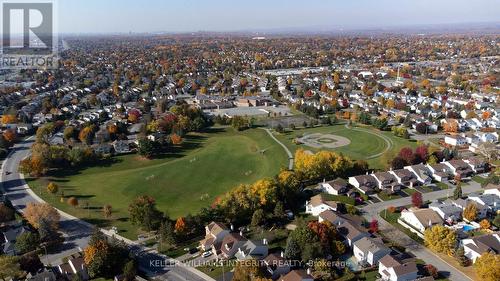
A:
[
  {"xmin": 353, "ymin": 237, "xmax": 391, "ymax": 266},
  {"xmin": 462, "ymin": 233, "xmax": 500, "ymax": 263}
]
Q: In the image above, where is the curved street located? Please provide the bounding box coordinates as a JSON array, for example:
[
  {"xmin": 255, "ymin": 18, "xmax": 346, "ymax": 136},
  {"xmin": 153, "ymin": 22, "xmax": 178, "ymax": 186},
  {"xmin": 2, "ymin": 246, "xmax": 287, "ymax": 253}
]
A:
[{"xmin": 0, "ymin": 138, "xmax": 213, "ymax": 281}]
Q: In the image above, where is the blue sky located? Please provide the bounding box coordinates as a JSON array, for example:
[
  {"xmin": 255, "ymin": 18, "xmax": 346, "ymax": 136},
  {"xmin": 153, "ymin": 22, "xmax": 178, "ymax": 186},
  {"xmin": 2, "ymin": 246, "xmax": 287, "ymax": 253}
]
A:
[{"xmin": 58, "ymin": 0, "xmax": 500, "ymax": 33}]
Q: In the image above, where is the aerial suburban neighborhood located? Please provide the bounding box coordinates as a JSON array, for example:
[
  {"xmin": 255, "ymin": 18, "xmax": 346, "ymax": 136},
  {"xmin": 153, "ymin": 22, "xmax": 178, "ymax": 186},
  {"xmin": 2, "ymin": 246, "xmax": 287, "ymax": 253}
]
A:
[{"xmin": 0, "ymin": 1, "xmax": 499, "ymax": 281}]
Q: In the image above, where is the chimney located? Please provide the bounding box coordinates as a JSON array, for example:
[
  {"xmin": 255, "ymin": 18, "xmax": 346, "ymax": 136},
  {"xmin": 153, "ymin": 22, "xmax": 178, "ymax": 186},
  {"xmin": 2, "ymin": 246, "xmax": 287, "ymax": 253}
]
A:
[
  {"xmin": 239, "ymin": 230, "xmax": 243, "ymax": 236},
  {"xmin": 323, "ymin": 178, "xmax": 326, "ymax": 183},
  {"xmin": 307, "ymin": 268, "xmax": 311, "ymax": 275},
  {"xmin": 281, "ymin": 251, "xmax": 284, "ymax": 258},
  {"xmin": 230, "ymin": 224, "xmax": 234, "ymax": 231},
  {"xmin": 263, "ymin": 238, "xmax": 268, "ymax": 245}
]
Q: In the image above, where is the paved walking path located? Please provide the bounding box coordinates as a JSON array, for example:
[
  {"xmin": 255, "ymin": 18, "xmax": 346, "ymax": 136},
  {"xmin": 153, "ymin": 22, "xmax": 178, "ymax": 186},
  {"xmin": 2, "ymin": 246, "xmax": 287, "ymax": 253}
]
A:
[{"xmin": 262, "ymin": 128, "xmax": 294, "ymax": 170}]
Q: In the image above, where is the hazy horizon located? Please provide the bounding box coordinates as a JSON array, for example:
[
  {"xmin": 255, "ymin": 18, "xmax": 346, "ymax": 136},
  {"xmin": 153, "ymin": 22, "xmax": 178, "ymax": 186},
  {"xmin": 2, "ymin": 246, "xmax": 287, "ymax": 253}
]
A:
[{"xmin": 57, "ymin": 0, "xmax": 500, "ymax": 34}]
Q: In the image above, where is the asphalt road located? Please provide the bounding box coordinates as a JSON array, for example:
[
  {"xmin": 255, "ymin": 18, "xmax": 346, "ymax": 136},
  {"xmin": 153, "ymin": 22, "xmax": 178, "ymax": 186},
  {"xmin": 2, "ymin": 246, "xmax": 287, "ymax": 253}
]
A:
[
  {"xmin": 361, "ymin": 182, "xmax": 483, "ymax": 281},
  {"xmin": 0, "ymin": 138, "xmax": 213, "ymax": 281}
]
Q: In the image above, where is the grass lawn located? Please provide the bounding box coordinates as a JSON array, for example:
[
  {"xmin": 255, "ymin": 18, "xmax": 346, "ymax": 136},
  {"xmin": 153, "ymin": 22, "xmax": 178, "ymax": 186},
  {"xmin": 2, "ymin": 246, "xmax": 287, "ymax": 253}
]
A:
[
  {"xmin": 472, "ymin": 175, "xmax": 486, "ymax": 185},
  {"xmin": 435, "ymin": 182, "xmax": 450, "ymax": 190},
  {"xmin": 377, "ymin": 192, "xmax": 403, "ymax": 201},
  {"xmin": 275, "ymin": 124, "xmax": 417, "ymax": 169},
  {"xmin": 379, "ymin": 210, "xmax": 424, "ymax": 243},
  {"xmin": 27, "ymin": 127, "xmax": 288, "ymax": 239},
  {"xmin": 196, "ymin": 263, "xmax": 233, "ymax": 279}
]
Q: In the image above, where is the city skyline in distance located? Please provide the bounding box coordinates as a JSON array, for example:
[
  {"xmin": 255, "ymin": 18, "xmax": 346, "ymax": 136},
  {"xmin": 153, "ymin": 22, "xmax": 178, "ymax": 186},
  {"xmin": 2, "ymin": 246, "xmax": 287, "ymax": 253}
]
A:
[{"xmin": 57, "ymin": 0, "xmax": 500, "ymax": 34}]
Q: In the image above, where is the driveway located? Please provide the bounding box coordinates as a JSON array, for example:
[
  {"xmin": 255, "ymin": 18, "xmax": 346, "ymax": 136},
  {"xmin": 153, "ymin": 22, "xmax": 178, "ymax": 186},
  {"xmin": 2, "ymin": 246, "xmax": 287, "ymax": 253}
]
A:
[{"xmin": 361, "ymin": 182, "xmax": 483, "ymax": 281}]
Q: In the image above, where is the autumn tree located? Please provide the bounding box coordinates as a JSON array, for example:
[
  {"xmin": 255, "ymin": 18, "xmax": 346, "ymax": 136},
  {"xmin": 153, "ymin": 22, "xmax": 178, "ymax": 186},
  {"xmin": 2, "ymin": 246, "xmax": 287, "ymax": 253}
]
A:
[
  {"xmin": 369, "ymin": 219, "xmax": 379, "ymax": 233},
  {"xmin": 103, "ymin": 205, "xmax": 112, "ymax": 218},
  {"xmin": 0, "ymin": 203, "xmax": 15, "ymax": 223},
  {"xmin": 170, "ymin": 133, "xmax": 182, "ymax": 145},
  {"xmin": 79, "ymin": 126, "xmax": 95, "ymax": 145},
  {"xmin": 479, "ymin": 219, "xmax": 491, "ymax": 230},
  {"xmin": 2, "ymin": 129, "xmax": 16, "ymax": 144},
  {"xmin": 411, "ymin": 191, "xmax": 423, "ymax": 208},
  {"xmin": 232, "ymin": 259, "xmax": 266, "ymax": 281},
  {"xmin": 474, "ymin": 252, "xmax": 500, "ymax": 281},
  {"xmin": 463, "ymin": 203, "xmax": 478, "ymax": 221},
  {"xmin": 1, "ymin": 114, "xmax": 17, "ymax": 125},
  {"xmin": 424, "ymin": 225, "xmax": 457, "ymax": 255},
  {"xmin": 68, "ymin": 197, "xmax": 79, "ymax": 208},
  {"xmin": 424, "ymin": 264, "xmax": 438, "ymax": 278},
  {"xmin": 83, "ymin": 231, "xmax": 129, "ymax": 278},
  {"xmin": 47, "ymin": 182, "xmax": 59, "ymax": 195},
  {"xmin": 454, "ymin": 246, "xmax": 468, "ymax": 266},
  {"xmin": 174, "ymin": 217, "xmax": 186, "ymax": 234},
  {"xmin": 24, "ymin": 202, "xmax": 60, "ymax": 230}
]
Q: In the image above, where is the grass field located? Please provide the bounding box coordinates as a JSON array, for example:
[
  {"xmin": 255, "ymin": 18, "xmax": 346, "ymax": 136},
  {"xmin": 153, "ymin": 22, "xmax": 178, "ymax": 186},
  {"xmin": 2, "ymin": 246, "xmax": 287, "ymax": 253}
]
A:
[
  {"xmin": 27, "ymin": 127, "xmax": 288, "ymax": 239},
  {"xmin": 274, "ymin": 124, "xmax": 418, "ymax": 169}
]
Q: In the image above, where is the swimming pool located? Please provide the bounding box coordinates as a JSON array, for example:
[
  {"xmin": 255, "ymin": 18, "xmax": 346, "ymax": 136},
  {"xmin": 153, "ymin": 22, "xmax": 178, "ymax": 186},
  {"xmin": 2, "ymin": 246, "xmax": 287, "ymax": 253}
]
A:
[{"xmin": 462, "ymin": 224, "xmax": 478, "ymax": 232}]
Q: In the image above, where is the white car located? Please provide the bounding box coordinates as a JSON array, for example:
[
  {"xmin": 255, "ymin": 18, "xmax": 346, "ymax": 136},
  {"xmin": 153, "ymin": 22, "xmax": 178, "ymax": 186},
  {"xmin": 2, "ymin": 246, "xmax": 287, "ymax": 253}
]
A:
[{"xmin": 202, "ymin": 251, "xmax": 212, "ymax": 258}]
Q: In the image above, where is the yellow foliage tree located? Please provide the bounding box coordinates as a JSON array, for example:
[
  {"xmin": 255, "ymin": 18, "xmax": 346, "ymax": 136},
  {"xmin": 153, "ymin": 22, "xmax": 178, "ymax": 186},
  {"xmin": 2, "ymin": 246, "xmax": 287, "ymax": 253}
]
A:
[
  {"xmin": 424, "ymin": 225, "xmax": 457, "ymax": 256},
  {"xmin": 1, "ymin": 114, "xmax": 17, "ymax": 125},
  {"xmin": 474, "ymin": 252, "xmax": 500, "ymax": 281},
  {"xmin": 463, "ymin": 203, "xmax": 478, "ymax": 221},
  {"xmin": 47, "ymin": 182, "xmax": 59, "ymax": 195},
  {"xmin": 24, "ymin": 202, "xmax": 60, "ymax": 229},
  {"xmin": 479, "ymin": 219, "xmax": 491, "ymax": 230}
]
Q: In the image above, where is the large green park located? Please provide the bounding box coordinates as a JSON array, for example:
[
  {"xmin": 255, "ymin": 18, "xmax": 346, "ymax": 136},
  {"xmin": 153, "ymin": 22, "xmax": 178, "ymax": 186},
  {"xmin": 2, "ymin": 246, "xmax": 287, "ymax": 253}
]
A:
[
  {"xmin": 27, "ymin": 123, "xmax": 417, "ymax": 239},
  {"xmin": 27, "ymin": 127, "xmax": 288, "ymax": 239}
]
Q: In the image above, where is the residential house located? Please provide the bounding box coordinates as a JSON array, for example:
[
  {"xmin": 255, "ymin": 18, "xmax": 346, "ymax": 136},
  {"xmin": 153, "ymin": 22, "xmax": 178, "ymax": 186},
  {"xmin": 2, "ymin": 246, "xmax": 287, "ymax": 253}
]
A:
[
  {"xmin": 319, "ymin": 178, "xmax": 349, "ymax": 195},
  {"xmin": 378, "ymin": 255, "xmax": 418, "ymax": 281},
  {"xmin": 462, "ymin": 233, "xmax": 500, "ymax": 263},
  {"xmin": 399, "ymin": 208, "xmax": 443, "ymax": 235},
  {"xmin": 200, "ymin": 222, "xmax": 230, "ymax": 255},
  {"xmin": 372, "ymin": 172, "xmax": 400, "ymax": 194},
  {"xmin": 389, "ymin": 169, "xmax": 420, "ymax": 188},
  {"xmin": 443, "ymin": 160, "xmax": 474, "ymax": 178},
  {"xmin": 464, "ymin": 158, "xmax": 487, "ymax": 174},
  {"xmin": 305, "ymin": 194, "xmax": 338, "ymax": 216},
  {"xmin": 263, "ymin": 252, "xmax": 290, "ymax": 280},
  {"xmin": 1, "ymin": 223, "xmax": 30, "ymax": 255},
  {"xmin": 112, "ymin": 140, "xmax": 132, "ymax": 154},
  {"xmin": 337, "ymin": 219, "xmax": 370, "ymax": 247},
  {"xmin": 26, "ymin": 269, "xmax": 57, "ymax": 281},
  {"xmin": 447, "ymin": 198, "xmax": 488, "ymax": 219},
  {"xmin": 352, "ymin": 237, "xmax": 391, "ymax": 267},
  {"xmin": 429, "ymin": 201, "xmax": 462, "ymax": 222},
  {"xmin": 234, "ymin": 239, "xmax": 269, "ymax": 261},
  {"xmin": 484, "ymin": 184, "xmax": 500, "ymax": 197},
  {"xmin": 220, "ymin": 233, "xmax": 247, "ymax": 259},
  {"xmin": 444, "ymin": 135, "xmax": 467, "ymax": 146},
  {"xmin": 348, "ymin": 174, "xmax": 377, "ymax": 194},
  {"xmin": 468, "ymin": 193, "xmax": 500, "ymax": 214},
  {"xmin": 404, "ymin": 164, "xmax": 432, "ymax": 185},
  {"xmin": 280, "ymin": 270, "xmax": 314, "ymax": 281},
  {"xmin": 57, "ymin": 253, "xmax": 89, "ymax": 280},
  {"xmin": 426, "ymin": 163, "xmax": 452, "ymax": 182}
]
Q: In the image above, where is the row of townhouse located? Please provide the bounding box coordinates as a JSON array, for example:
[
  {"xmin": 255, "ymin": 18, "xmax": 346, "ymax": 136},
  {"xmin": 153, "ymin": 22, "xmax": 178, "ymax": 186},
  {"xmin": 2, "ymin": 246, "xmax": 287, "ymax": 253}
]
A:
[{"xmin": 399, "ymin": 185, "xmax": 500, "ymax": 235}]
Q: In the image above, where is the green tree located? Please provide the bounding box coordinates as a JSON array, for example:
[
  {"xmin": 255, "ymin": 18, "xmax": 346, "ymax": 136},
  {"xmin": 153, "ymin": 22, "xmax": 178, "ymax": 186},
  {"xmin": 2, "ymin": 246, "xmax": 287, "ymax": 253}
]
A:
[
  {"xmin": 15, "ymin": 232, "xmax": 40, "ymax": 254},
  {"xmin": 454, "ymin": 246, "xmax": 468, "ymax": 266},
  {"xmin": 453, "ymin": 183, "xmax": 462, "ymax": 200},
  {"xmin": 0, "ymin": 255, "xmax": 22, "ymax": 281},
  {"xmin": 137, "ymin": 139, "xmax": 158, "ymax": 158},
  {"xmin": 128, "ymin": 195, "xmax": 164, "ymax": 231},
  {"xmin": 251, "ymin": 209, "xmax": 265, "ymax": 227},
  {"xmin": 122, "ymin": 260, "xmax": 137, "ymax": 281}
]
